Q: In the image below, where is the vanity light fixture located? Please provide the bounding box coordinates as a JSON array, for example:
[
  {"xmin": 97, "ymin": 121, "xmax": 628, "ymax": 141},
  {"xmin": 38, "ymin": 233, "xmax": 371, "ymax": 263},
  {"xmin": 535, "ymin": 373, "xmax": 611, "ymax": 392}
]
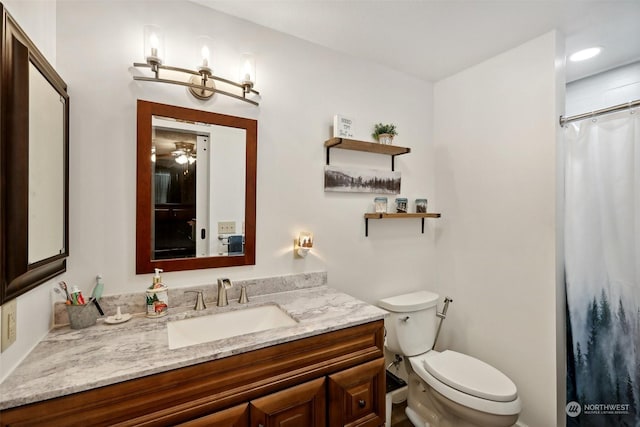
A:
[
  {"xmin": 294, "ymin": 232, "xmax": 314, "ymax": 258},
  {"xmin": 133, "ymin": 26, "xmax": 260, "ymax": 106}
]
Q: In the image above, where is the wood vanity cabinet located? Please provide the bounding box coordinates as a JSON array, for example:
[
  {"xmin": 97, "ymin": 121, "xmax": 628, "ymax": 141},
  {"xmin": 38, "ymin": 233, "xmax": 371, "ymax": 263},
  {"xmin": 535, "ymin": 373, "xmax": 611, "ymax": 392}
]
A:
[
  {"xmin": 0, "ymin": 321, "xmax": 385, "ymax": 427},
  {"xmin": 176, "ymin": 403, "xmax": 249, "ymax": 427},
  {"xmin": 250, "ymin": 377, "xmax": 327, "ymax": 426},
  {"xmin": 328, "ymin": 359, "xmax": 386, "ymax": 427}
]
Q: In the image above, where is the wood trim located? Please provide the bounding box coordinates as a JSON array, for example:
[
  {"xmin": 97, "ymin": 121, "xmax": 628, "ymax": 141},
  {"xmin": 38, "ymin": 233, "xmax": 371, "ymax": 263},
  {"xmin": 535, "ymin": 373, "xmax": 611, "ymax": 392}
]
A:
[
  {"xmin": 0, "ymin": 321, "xmax": 384, "ymax": 426},
  {"xmin": 135, "ymin": 100, "xmax": 257, "ymax": 273}
]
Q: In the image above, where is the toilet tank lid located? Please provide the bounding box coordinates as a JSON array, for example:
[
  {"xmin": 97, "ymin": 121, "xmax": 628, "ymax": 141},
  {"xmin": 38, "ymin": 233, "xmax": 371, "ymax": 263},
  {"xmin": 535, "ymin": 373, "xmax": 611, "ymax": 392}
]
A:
[{"xmin": 378, "ymin": 290, "xmax": 439, "ymax": 312}]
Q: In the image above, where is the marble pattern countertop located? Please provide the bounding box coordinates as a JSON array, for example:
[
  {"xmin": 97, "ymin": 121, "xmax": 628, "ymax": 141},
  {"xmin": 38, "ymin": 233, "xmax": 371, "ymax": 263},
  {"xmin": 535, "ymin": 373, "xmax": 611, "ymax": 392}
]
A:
[{"xmin": 0, "ymin": 285, "xmax": 387, "ymax": 411}]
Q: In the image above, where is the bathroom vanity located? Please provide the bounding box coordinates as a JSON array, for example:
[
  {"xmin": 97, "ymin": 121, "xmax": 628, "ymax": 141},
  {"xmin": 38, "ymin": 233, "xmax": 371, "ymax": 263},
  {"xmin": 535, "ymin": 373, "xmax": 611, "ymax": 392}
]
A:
[{"xmin": 0, "ymin": 284, "xmax": 387, "ymax": 426}]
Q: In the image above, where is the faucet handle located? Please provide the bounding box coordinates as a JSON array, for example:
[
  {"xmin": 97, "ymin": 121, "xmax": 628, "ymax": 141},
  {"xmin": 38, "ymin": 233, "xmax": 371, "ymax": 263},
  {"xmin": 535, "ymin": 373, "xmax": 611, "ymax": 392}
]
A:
[
  {"xmin": 185, "ymin": 290, "xmax": 206, "ymax": 311},
  {"xmin": 238, "ymin": 285, "xmax": 249, "ymax": 304}
]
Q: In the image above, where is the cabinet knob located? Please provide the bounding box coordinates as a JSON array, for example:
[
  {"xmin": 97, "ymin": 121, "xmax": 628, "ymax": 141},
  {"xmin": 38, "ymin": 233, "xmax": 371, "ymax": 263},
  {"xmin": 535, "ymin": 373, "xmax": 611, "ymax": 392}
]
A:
[{"xmin": 358, "ymin": 399, "xmax": 366, "ymax": 408}]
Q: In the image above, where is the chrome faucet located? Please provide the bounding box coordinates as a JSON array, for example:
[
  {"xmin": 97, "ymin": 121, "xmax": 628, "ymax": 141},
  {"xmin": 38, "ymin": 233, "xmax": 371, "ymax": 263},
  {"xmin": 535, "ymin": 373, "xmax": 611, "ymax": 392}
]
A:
[
  {"xmin": 185, "ymin": 290, "xmax": 206, "ymax": 311},
  {"xmin": 217, "ymin": 278, "xmax": 233, "ymax": 307}
]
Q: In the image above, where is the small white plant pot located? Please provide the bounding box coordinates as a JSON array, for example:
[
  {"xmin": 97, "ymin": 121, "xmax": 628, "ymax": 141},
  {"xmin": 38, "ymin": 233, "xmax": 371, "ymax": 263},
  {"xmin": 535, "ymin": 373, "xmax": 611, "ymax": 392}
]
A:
[{"xmin": 377, "ymin": 133, "xmax": 394, "ymax": 145}]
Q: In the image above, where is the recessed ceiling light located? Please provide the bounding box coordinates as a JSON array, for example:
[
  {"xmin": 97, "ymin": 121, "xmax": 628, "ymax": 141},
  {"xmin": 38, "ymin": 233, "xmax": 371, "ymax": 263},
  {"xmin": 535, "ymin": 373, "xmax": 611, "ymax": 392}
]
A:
[{"xmin": 569, "ymin": 47, "xmax": 602, "ymax": 62}]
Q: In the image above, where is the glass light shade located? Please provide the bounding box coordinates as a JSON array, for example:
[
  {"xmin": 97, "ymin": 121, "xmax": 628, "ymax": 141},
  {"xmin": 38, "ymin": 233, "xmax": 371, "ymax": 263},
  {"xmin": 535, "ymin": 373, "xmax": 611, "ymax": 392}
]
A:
[
  {"xmin": 144, "ymin": 25, "xmax": 164, "ymax": 63},
  {"xmin": 239, "ymin": 53, "xmax": 256, "ymax": 84},
  {"xmin": 196, "ymin": 36, "xmax": 214, "ymax": 70},
  {"xmin": 175, "ymin": 154, "xmax": 188, "ymax": 165},
  {"xmin": 297, "ymin": 232, "xmax": 313, "ymax": 248}
]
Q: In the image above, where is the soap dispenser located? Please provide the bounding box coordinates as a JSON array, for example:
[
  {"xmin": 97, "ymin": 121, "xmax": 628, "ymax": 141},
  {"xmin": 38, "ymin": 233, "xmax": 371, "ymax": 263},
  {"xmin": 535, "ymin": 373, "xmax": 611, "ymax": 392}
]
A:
[
  {"xmin": 146, "ymin": 268, "xmax": 169, "ymax": 318},
  {"xmin": 151, "ymin": 268, "xmax": 163, "ymax": 288}
]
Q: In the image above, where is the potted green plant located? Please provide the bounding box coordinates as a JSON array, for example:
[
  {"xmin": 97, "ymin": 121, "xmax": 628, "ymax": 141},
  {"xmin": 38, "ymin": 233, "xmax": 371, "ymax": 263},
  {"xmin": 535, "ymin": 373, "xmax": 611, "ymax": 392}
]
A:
[{"xmin": 372, "ymin": 123, "xmax": 398, "ymax": 145}]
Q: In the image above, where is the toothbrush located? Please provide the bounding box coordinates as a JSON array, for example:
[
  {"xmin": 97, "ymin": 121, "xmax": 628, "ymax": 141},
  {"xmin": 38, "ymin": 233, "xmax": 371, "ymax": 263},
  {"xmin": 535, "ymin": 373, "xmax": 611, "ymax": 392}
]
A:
[
  {"xmin": 58, "ymin": 281, "xmax": 71, "ymax": 303},
  {"xmin": 53, "ymin": 287, "xmax": 70, "ymax": 304}
]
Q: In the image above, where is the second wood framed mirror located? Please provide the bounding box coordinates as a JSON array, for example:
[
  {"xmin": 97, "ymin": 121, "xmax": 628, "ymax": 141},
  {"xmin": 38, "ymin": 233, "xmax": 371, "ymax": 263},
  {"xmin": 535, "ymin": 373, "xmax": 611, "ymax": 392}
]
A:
[{"xmin": 136, "ymin": 100, "xmax": 257, "ymax": 273}]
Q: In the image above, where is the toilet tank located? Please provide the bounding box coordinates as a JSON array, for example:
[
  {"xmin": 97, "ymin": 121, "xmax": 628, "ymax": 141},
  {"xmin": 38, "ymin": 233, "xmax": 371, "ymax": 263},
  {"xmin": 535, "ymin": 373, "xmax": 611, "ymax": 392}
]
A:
[{"xmin": 378, "ymin": 291, "xmax": 439, "ymax": 357}]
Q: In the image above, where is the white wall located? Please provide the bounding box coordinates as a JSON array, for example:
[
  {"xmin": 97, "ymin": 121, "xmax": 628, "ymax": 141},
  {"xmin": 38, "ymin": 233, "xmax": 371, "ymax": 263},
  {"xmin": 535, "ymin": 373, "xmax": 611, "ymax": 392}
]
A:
[
  {"xmin": 1, "ymin": 0, "xmax": 435, "ymax": 378},
  {"xmin": 433, "ymin": 32, "xmax": 563, "ymax": 427},
  {"xmin": 2, "ymin": 0, "xmax": 56, "ymax": 67},
  {"xmin": 566, "ymin": 61, "xmax": 640, "ymax": 116}
]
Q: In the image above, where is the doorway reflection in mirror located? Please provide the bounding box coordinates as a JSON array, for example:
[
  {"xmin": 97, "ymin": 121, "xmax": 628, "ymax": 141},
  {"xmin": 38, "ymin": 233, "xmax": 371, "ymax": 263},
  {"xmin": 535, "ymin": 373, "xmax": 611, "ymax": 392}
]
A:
[{"xmin": 151, "ymin": 116, "xmax": 245, "ymax": 260}]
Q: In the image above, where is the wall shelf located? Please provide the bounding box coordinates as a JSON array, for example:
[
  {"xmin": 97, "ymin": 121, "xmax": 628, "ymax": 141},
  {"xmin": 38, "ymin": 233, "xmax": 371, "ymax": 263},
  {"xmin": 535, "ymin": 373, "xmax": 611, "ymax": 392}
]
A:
[
  {"xmin": 364, "ymin": 212, "xmax": 441, "ymax": 236},
  {"xmin": 324, "ymin": 138, "xmax": 411, "ymax": 171}
]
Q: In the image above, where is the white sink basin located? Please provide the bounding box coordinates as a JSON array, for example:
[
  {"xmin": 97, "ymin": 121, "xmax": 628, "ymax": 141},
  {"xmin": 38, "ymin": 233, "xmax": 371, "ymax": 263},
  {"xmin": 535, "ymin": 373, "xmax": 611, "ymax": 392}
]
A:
[{"xmin": 167, "ymin": 305, "xmax": 298, "ymax": 349}]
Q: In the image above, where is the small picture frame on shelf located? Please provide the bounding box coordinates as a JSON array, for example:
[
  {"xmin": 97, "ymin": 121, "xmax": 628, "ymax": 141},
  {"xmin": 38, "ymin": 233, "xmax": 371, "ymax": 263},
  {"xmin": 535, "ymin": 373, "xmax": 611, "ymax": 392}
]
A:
[
  {"xmin": 395, "ymin": 198, "xmax": 408, "ymax": 213},
  {"xmin": 415, "ymin": 199, "xmax": 428, "ymax": 213},
  {"xmin": 333, "ymin": 114, "xmax": 354, "ymax": 138}
]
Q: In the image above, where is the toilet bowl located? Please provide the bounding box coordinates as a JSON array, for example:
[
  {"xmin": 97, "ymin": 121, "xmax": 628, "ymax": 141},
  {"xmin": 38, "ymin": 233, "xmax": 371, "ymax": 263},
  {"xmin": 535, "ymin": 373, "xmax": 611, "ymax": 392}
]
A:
[{"xmin": 378, "ymin": 291, "xmax": 521, "ymax": 427}]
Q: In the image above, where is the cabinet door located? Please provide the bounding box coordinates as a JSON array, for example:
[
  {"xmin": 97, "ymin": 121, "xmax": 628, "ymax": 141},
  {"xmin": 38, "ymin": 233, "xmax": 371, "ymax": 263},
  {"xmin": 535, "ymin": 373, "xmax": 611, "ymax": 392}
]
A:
[
  {"xmin": 250, "ymin": 377, "xmax": 326, "ymax": 427},
  {"xmin": 328, "ymin": 358, "xmax": 385, "ymax": 427},
  {"xmin": 176, "ymin": 403, "xmax": 249, "ymax": 427}
]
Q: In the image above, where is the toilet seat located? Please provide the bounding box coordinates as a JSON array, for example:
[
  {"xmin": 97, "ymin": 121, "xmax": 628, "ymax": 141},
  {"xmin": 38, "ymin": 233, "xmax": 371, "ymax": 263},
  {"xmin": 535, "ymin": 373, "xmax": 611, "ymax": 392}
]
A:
[
  {"xmin": 409, "ymin": 351, "xmax": 522, "ymax": 416},
  {"xmin": 424, "ymin": 350, "xmax": 517, "ymax": 402}
]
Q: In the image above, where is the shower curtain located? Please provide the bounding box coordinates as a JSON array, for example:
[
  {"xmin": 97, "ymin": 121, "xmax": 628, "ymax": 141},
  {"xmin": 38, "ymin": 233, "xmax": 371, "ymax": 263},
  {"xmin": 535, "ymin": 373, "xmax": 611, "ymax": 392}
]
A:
[{"xmin": 565, "ymin": 108, "xmax": 640, "ymax": 426}]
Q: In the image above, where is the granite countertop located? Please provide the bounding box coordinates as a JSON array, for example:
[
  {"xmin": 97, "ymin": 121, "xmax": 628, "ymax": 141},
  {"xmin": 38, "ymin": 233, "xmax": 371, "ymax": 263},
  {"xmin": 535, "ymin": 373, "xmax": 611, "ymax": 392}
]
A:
[{"xmin": 0, "ymin": 285, "xmax": 387, "ymax": 411}]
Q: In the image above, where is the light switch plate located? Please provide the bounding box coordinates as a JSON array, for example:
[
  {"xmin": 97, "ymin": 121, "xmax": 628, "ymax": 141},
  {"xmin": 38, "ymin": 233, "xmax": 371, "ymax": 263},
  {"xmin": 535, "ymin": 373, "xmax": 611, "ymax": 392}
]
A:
[{"xmin": 1, "ymin": 298, "xmax": 17, "ymax": 352}]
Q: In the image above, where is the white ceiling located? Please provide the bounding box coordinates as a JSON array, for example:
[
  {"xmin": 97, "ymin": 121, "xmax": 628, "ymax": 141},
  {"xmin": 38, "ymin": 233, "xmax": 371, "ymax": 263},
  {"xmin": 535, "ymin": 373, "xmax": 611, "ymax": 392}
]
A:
[{"xmin": 193, "ymin": 0, "xmax": 640, "ymax": 83}]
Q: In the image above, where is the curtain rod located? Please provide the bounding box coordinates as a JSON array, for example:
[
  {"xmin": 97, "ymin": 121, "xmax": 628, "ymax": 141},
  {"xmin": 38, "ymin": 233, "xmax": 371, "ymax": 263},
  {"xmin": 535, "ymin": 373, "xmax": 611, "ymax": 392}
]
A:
[{"xmin": 559, "ymin": 99, "xmax": 640, "ymax": 126}]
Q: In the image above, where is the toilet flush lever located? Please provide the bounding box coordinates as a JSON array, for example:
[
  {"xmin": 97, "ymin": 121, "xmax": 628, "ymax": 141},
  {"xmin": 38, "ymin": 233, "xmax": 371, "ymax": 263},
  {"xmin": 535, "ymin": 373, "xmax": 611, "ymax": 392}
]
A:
[{"xmin": 401, "ymin": 316, "xmax": 410, "ymax": 322}]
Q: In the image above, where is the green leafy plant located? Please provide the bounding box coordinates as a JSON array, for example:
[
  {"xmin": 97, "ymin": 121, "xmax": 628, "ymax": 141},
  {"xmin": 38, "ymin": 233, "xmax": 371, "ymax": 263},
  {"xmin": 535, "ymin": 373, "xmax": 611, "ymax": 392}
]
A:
[{"xmin": 372, "ymin": 123, "xmax": 398, "ymax": 140}]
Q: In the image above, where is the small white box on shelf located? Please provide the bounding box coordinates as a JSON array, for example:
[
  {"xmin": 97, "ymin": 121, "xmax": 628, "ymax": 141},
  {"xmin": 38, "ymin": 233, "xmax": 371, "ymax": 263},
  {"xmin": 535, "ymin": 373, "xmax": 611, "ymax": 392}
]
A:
[{"xmin": 333, "ymin": 115, "xmax": 354, "ymax": 138}]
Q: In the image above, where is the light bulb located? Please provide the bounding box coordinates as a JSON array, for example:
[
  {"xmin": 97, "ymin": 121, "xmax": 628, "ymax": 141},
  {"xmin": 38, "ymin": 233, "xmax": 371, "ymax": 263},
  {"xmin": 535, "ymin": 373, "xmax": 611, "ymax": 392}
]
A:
[
  {"xmin": 149, "ymin": 34, "xmax": 159, "ymax": 56},
  {"xmin": 201, "ymin": 46, "xmax": 210, "ymax": 67},
  {"xmin": 175, "ymin": 154, "xmax": 188, "ymax": 165},
  {"xmin": 240, "ymin": 53, "xmax": 255, "ymax": 84},
  {"xmin": 195, "ymin": 36, "xmax": 214, "ymax": 72},
  {"xmin": 569, "ymin": 47, "xmax": 602, "ymax": 62},
  {"xmin": 144, "ymin": 25, "xmax": 164, "ymax": 63}
]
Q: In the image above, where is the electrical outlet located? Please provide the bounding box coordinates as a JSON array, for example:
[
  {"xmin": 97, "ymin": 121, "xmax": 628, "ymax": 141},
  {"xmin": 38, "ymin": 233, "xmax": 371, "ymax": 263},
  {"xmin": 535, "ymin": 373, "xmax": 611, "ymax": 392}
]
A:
[
  {"xmin": 1, "ymin": 298, "xmax": 17, "ymax": 352},
  {"xmin": 218, "ymin": 221, "xmax": 236, "ymax": 234}
]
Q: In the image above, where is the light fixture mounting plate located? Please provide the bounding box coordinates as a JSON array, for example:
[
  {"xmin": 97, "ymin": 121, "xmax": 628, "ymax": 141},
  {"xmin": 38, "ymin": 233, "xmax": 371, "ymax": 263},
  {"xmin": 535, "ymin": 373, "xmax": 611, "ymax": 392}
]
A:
[{"xmin": 188, "ymin": 75, "xmax": 215, "ymax": 100}]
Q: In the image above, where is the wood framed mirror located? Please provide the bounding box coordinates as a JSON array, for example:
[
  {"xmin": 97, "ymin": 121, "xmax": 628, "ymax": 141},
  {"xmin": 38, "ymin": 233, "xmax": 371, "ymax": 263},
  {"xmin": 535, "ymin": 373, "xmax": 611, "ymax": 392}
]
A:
[
  {"xmin": 1, "ymin": 6, "xmax": 69, "ymax": 304},
  {"xmin": 136, "ymin": 100, "xmax": 257, "ymax": 273}
]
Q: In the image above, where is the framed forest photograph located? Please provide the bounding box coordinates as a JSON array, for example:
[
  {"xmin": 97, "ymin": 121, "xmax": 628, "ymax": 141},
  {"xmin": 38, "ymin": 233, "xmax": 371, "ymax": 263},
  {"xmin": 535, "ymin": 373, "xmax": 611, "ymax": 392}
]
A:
[{"xmin": 324, "ymin": 165, "xmax": 401, "ymax": 194}]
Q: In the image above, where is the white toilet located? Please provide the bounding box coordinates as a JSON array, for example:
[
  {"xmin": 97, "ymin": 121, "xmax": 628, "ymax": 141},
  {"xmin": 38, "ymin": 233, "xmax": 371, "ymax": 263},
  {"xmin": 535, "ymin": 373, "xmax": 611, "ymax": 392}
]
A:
[{"xmin": 379, "ymin": 291, "xmax": 521, "ymax": 427}]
